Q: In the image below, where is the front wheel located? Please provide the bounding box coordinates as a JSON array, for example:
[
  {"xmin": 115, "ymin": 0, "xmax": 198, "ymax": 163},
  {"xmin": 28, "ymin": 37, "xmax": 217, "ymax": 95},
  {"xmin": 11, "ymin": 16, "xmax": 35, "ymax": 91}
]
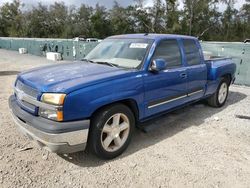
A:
[
  {"xmin": 88, "ymin": 104, "xmax": 135, "ymax": 159},
  {"xmin": 207, "ymin": 78, "xmax": 229, "ymax": 107}
]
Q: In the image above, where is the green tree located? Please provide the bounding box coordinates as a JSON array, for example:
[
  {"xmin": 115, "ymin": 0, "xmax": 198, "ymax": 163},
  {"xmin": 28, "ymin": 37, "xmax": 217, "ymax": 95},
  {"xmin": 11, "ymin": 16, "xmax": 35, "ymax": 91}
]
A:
[
  {"xmin": 26, "ymin": 3, "xmax": 50, "ymax": 38},
  {"xmin": 164, "ymin": 0, "xmax": 181, "ymax": 33},
  {"xmin": 110, "ymin": 1, "xmax": 135, "ymax": 35},
  {"xmin": 151, "ymin": 0, "xmax": 165, "ymax": 33},
  {"xmin": 0, "ymin": 0, "xmax": 248, "ymax": 41},
  {"xmin": 48, "ymin": 2, "xmax": 68, "ymax": 38},
  {"xmin": 65, "ymin": 4, "xmax": 93, "ymax": 38},
  {"xmin": 181, "ymin": 0, "xmax": 221, "ymax": 40},
  {"xmin": 90, "ymin": 4, "xmax": 111, "ymax": 38},
  {"xmin": 239, "ymin": 0, "xmax": 250, "ymax": 40},
  {"xmin": 131, "ymin": 4, "xmax": 152, "ymax": 33},
  {"xmin": 0, "ymin": 0, "xmax": 24, "ymax": 37},
  {"xmin": 220, "ymin": 0, "xmax": 237, "ymax": 41}
]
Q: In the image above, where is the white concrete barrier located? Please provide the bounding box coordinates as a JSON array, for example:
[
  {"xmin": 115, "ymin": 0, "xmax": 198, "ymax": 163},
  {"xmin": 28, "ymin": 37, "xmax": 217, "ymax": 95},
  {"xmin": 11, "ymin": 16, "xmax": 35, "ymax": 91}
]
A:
[
  {"xmin": 46, "ymin": 52, "xmax": 62, "ymax": 61},
  {"xmin": 19, "ymin": 48, "xmax": 27, "ymax": 54}
]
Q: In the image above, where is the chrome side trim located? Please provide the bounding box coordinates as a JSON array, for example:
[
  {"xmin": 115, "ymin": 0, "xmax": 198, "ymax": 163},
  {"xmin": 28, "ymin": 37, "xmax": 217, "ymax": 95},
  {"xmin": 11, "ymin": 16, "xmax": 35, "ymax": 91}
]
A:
[
  {"xmin": 148, "ymin": 94, "xmax": 187, "ymax": 109},
  {"xmin": 148, "ymin": 89, "xmax": 204, "ymax": 109},
  {"xmin": 14, "ymin": 87, "xmax": 62, "ymax": 111},
  {"xmin": 188, "ymin": 89, "xmax": 203, "ymax": 96}
]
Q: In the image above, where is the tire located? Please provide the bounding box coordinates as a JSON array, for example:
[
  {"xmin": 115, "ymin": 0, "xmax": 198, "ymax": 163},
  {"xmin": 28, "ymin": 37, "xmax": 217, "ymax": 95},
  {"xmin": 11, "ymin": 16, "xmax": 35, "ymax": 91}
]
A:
[
  {"xmin": 88, "ymin": 104, "xmax": 135, "ymax": 159},
  {"xmin": 207, "ymin": 78, "xmax": 229, "ymax": 107}
]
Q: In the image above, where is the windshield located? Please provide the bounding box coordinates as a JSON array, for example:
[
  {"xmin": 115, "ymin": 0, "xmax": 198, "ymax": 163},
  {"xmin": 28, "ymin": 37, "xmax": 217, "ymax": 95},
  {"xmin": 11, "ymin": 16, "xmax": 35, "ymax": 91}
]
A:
[{"xmin": 85, "ymin": 38, "xmax": 153, "ymax": 69}]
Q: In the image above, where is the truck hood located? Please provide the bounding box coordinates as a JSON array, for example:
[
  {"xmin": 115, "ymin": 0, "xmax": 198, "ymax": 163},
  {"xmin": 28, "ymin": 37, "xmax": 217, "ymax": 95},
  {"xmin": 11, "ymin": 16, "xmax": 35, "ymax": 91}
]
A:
[{"xmin": 18, "ymin": 61, "xmax": 131, "ymax": 93}]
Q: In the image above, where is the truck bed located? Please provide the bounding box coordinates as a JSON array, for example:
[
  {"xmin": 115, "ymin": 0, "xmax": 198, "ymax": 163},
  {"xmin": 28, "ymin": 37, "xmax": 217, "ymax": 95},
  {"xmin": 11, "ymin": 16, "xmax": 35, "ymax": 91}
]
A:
[{"xmin": 205, "ymin": 57, "xmax": 236, "ymax": 81}]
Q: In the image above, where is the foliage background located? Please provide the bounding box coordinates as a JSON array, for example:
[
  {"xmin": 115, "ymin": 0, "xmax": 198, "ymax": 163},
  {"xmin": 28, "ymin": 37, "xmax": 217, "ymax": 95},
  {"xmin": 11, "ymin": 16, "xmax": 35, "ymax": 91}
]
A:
[{"xmin": 0, "ymin": 0, "xmax": 249, "ymax": 41}]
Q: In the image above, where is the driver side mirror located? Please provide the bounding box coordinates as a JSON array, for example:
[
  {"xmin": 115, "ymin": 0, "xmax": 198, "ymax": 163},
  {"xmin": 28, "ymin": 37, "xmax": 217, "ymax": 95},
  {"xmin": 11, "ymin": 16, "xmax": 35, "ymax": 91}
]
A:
[{"xmin": 150, "ymin": 59, "xmax": 168, "ymax": 72}]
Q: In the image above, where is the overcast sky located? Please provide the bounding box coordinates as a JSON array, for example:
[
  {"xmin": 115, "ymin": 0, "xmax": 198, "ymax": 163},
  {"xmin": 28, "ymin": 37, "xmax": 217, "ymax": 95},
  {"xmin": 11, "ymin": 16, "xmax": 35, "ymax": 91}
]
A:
[{"xmin": 0, "ymin": 0, "xmax": 246, "ymax": 10}]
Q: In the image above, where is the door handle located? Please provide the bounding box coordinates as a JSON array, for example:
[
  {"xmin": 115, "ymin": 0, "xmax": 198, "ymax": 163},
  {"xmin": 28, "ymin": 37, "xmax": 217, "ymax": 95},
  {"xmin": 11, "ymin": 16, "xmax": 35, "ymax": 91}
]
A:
[{"xmin": 180, "ymin": 73, "xmax": 187, "ymax": 79}]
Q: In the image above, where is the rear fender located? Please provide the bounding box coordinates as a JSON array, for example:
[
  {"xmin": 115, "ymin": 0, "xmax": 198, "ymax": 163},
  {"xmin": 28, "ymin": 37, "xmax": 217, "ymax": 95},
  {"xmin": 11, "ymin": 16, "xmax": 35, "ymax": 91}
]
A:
[{"xmin": 206, "ymin": 58, "xmax": 236, "ymax": 81}]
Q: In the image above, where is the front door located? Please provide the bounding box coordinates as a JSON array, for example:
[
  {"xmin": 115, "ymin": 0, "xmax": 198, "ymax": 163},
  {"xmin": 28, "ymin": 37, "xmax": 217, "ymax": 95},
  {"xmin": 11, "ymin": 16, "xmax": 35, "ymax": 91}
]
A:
[{"xmin": 144, "ymin": 39, "xmax": 188, "ymax": 117}]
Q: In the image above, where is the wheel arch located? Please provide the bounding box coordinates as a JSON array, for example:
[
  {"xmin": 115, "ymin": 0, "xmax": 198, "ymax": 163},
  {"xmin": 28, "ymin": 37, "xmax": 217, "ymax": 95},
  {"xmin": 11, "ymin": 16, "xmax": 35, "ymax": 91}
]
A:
[
  {"xmin": 221, "ymin": 73, "xmax": 232, "ymax": 85},
  {"xmin": 90, "ymin": 98, "xmax": 140, "ymax": 122}
]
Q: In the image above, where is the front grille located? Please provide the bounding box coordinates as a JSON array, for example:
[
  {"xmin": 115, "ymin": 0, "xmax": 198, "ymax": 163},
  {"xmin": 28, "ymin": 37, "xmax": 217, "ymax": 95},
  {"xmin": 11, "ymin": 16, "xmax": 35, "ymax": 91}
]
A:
[
  {"xmin": 15, "ymin": 80, "xmax": 38, "ymax": 113},
  {"xmin": 16, "ymin": 80, "xmax": 38, "ymax": 98},
  {"xmin": 16, "ymin": 99, "xmax": 36, "ymax": 112}
]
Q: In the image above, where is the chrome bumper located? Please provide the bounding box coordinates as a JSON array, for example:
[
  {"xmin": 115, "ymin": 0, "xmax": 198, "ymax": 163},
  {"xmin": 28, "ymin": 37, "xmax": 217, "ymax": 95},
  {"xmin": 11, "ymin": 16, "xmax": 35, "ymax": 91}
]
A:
[{"xmin": 9, "ymin": 95, "xmax": 90, "ymax": 154}]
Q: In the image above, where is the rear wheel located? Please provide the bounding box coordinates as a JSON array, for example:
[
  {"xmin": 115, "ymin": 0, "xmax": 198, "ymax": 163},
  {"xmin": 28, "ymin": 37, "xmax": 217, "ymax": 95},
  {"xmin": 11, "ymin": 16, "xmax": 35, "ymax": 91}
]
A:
[
  {"xmin": 207, "ymin": 78, "xmax": 229, "ymax": 107},
  {"xmin": 88, "ymin": 104, "xmax": 135, "ymax": 159}
]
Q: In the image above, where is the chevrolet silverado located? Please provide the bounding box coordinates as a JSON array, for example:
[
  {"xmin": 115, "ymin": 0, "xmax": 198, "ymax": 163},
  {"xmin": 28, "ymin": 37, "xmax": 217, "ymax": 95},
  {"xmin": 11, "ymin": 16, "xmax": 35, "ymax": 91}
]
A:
[{"xmin": 9, "ymin": 34, "xmax": 236, "ymax": 159}]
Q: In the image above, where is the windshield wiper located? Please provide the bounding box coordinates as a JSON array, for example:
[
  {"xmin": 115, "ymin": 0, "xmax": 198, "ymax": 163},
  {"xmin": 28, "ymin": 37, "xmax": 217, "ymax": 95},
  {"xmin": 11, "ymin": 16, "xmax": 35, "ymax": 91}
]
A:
[
  {"xmin": 81, "ymin": 58, "xmax": 94, "ymax": 63},
  {"xmin": 94, "ymin": 61, "xmax": 118, "ymax": 68},
  {"xmin": 81, "ymin": 58, "xmax": 118, "ymax": 68}
]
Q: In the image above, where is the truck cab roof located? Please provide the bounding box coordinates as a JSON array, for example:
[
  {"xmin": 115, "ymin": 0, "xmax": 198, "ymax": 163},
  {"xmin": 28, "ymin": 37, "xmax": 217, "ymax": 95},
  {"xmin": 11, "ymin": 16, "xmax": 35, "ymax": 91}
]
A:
[{"xmin": 107, "ymin": 33, "xmax": 197, "ymax": 40}]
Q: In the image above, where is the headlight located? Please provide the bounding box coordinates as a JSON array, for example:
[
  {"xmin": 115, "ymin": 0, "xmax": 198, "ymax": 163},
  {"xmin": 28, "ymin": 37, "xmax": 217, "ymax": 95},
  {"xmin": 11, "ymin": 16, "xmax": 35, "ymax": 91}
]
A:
[
  {"xmin": 41, "ymin": 93, "xmax": 66, "ymax": 105},
  {"xmin": 39, "ymin": 93, "xmax": 66, "ymax": 121},
  {"xmin": 39, "ymin": 108, "xmax": 63, "ymax": 121}
]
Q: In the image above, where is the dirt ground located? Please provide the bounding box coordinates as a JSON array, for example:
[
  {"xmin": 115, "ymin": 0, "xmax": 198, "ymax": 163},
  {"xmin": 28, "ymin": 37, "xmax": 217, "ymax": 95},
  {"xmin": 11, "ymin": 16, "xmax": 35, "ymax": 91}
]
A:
[{"xmin": 0, "ymin": 49, "xmax": 250, "ymax": 188}]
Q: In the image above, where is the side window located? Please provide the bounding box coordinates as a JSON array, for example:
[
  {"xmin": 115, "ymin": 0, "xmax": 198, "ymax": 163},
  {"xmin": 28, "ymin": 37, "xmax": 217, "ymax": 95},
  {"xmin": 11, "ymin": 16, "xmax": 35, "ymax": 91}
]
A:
[
  {"xmin": 183, "ymin": 39, "xmax": 201, "ymax": 65},
  {"xmin": 153, "ymin": 39, "xmax": 182, "ymax": 68}
]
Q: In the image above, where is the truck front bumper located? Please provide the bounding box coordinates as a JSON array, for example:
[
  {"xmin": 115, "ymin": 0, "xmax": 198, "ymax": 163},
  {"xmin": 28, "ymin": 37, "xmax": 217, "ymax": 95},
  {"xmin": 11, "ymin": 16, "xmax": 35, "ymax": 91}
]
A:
[{"xmin": 9, "ymin": 95, "xmax": 90, "ymax": 154}]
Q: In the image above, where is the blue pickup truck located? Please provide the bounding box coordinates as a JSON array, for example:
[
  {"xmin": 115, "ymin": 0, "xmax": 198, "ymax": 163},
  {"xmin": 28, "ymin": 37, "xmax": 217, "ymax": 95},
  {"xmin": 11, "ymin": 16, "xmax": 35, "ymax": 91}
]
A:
[{"xmin": 9, "ymin": 34, "xmax": 236, "ymax": 159}]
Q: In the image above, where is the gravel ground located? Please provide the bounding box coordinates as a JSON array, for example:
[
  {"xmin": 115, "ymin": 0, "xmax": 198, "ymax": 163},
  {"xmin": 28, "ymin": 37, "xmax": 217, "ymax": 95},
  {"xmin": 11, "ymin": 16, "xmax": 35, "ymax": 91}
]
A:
[{"xmin": 0, "ymin": 49, "xmax": 250, "ymax": 188}]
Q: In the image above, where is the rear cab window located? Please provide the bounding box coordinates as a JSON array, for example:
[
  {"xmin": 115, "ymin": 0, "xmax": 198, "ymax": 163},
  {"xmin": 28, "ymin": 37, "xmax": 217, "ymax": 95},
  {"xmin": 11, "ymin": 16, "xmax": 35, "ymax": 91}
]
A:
[
  {"xmin": 152, "ymin": 39, "xmax": 182, "ymax": 69},
  {"xmin": 183, "ymin": 39, "xmax": 201, "ymax": 66}
]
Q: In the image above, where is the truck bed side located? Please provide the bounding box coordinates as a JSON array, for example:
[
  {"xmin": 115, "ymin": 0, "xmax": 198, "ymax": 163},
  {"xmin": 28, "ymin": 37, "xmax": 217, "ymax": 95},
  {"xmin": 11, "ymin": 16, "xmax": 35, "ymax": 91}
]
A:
[{"xmin": 205, "ymin": 57, "xmax": 236, "ymax": 96}]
